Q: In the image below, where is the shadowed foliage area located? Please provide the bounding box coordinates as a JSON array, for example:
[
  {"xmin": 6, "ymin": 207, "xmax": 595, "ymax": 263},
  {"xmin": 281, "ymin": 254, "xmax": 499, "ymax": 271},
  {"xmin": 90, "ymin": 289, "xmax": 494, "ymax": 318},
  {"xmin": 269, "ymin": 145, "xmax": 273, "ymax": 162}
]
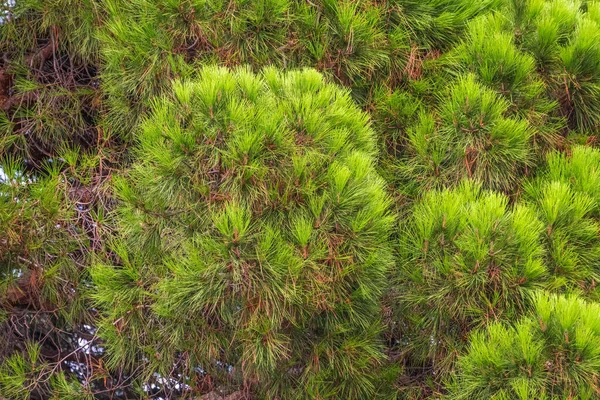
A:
[
  {"xmin": 98, "ymin": 0, "xmax": 500, "ymax": 135},
  {"xmin": 0, "ymin": 0, "xmax": 103, "ymax": 164}
]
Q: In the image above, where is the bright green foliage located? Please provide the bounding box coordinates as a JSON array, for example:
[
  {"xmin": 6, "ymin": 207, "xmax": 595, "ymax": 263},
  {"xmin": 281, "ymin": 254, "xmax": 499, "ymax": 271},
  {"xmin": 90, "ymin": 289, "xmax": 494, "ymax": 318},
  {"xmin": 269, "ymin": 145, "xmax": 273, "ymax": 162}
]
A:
[
  {"xmin": 451, "ymin": 14, "xmax": 562, "ymax": 152},
  {"xmin": 542, "ymin": 145, "xmax": 600, "ymax": 214},
  {"xmin": 450, "ymin": 292, "xmax": 600, "ymax": 399},
  {"xmin": 92, "ymin": 67, "xmax": 395, "ymax": 398},
  {"xmin": 0, "ymin": 0, "xmax": 102, "ymax": 161},
  {"xmin": 392, "ymin": 181, "xmax": 545, "ymax": 379},
  {"xmin": 399, "ymin": 75, "xmax": 533, "ymax": 195},
  {"xmin": 524, "ymin": 146, "xmax": 600, "ymax": 298},
  {"xmin": 556, "ymin": 13, "xmax": 600, "ymax": 132},
  {"xmin": 455, "ymin": 15, "xmax": 542, "ymax": 106},
  {"xmin": 0, "ymin": 342, "xmax": 44, "ymax": 400}
]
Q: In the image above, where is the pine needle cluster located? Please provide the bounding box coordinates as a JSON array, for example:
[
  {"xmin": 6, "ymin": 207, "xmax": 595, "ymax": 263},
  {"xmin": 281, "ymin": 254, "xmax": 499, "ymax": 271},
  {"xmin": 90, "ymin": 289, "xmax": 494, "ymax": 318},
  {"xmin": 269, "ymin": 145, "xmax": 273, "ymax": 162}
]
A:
[
  {"xmin": 398, "ymin": 75, "xmax": 533, "ymax": 195},
  {"xmin": 473, "ymin": 0, "xmax": 600, "ymax": 133},
  {"xmin": 450, "ymin": 292, "xmax": 600, "ymax": 399},
  {"xmin": 91, "ymin": 66, "xmax": 394, "ymax": 399},
  {"xmin": 524, "ymin": 145, "xmax": 600, "ymax": 298},
  {"xmin": 0, "ymin": 0, "xmax": 102, "ymax": 163},
  {"xmin": 392, "ymin": 181, "xmax": 545, "ymax": 380}
]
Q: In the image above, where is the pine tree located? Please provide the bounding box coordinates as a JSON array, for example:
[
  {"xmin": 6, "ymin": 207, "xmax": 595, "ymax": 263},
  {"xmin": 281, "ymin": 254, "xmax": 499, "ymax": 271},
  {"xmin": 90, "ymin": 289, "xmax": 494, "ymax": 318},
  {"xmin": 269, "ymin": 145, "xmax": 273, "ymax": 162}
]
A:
[
  {"xmin": 91, "ymin": 67, "xmax": 395, "ymax": 399},
  {"xmin": 0, "ymin": 158, "xmax": 101, "ymax": 399},
  {"xmin": 524, "ymin": 145, "xmax": 600, "ymax": 299},
  {"xmin": 2, "ymin": 1, "xmax": 600, "ymax": 398},
  {"xmin": 0, "ymin": 0, "xmax": 102, "ymax": 163},
  {"xmin": 398, "ymin": 74, "xmax": 533, "ymax": 196},
  {"xmin": 390, "ymin": 181, "xmax": 546, "ymax": 385},
  {"xmin": 449, "ymin": 291, "xmax": 600, "ymax": 399}
]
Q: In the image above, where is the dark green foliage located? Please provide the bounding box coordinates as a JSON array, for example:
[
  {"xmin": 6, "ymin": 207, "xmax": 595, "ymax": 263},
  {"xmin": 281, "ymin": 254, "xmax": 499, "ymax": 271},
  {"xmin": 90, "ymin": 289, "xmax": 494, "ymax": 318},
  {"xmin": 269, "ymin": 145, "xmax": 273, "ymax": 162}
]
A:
[
  {"xmin": 91, "ymin": 67, "xmax": 395, "ymax": 398},
  {"xmin": 98, "ymin": 0, "xmax": 497, "ymax": 135},
  {"xmin": 98, "ymin": 0, "xmax": 200, "ymax": 135},
  {"xmin": 450, "ymin": 292, "xmax": 600, "ymax": 399},
  {"xmin": 0, "ymin": 159, "xmax": 88, "ymax": 320},
  {"xmin": 0, "ymin": 158, "xmax": 104, "ymax": 399},
  {"xmin": 387, "ymin": 0, "xmax": 503, "ymax": 51},
  {"xmin": 0, "ymin": 0, "xmax": 102, "ymax": 162},
  {"xmin": 392, "ymin": 181, "xmax": 545, "ymax": 380},
  {"xmin": 99, "ymin": 0, "xmax": 394, "ymax": 134}
]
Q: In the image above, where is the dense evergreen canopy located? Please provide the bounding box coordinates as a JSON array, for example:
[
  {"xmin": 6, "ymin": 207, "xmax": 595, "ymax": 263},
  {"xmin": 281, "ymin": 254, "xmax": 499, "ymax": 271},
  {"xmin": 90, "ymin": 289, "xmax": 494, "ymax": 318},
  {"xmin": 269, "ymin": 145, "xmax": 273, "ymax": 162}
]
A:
[
  {"xmin": 1, "ymin": 0, "xmax": 600, "ymax": 399},
  {"xmin": 92, "ymin": 66, "xmax": 394, "ymax": 399},
  {"xmin": 392, "ymin": 181, "xmax": 546, "ymax": 379}
]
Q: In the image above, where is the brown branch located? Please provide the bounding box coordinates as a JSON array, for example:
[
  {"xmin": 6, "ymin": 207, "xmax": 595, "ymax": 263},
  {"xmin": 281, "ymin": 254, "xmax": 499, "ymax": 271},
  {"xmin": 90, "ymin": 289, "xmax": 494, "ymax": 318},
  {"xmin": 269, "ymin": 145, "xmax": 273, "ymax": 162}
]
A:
[
  {"xmin": 0, "ymin": 68, "xmax": 11, "ymax": 108},
  {"xmin": 25, "ymin": 37, "xmax": 56, "ymax": 71},
  {"xmin": 0, "ymin": 68, "xmax": 9, "ymax": 96},
  {"xmin": 2, "ymin": 90, "xmax": 39, "ymax": 111}
]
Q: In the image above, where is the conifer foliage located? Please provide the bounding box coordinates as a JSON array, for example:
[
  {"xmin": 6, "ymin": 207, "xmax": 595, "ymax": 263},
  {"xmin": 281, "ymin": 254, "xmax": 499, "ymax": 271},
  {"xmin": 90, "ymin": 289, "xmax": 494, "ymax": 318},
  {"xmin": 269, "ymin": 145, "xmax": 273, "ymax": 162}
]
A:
[
  {"xmin": 524, "ymin": 146, "xmax": 600, "ymax": 299},
  {"xmin": 91, "ymin": 67, "xmax": 394, "ymax": 398},
  {"xmin": 391, "ymin": 181, "xmax": 546, "ymax": 381},
  {"xmin": 472, "ymin": 0, "xmax": 600, "ymax": 133},
  {"xmin": 98, "ymin": 0, "xmax": 498, "ymax": 135},
  {"xmin": 3, "ymin": 0, "xmax": 600, "ymax": 398},
  {"xmin": 0, "ymin": 160, "xmax": 99, "ymax": 399},
  {"xmin": 0, "ymin": 0, "xmax": 102, "ymax": 162},
  {"xmin": 399, "ymin": 75, "xmax": 533, "ymax": 195},
  {"xmin": 450, "ymin": 292, "xmax": 600, "ymax": 399}
]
